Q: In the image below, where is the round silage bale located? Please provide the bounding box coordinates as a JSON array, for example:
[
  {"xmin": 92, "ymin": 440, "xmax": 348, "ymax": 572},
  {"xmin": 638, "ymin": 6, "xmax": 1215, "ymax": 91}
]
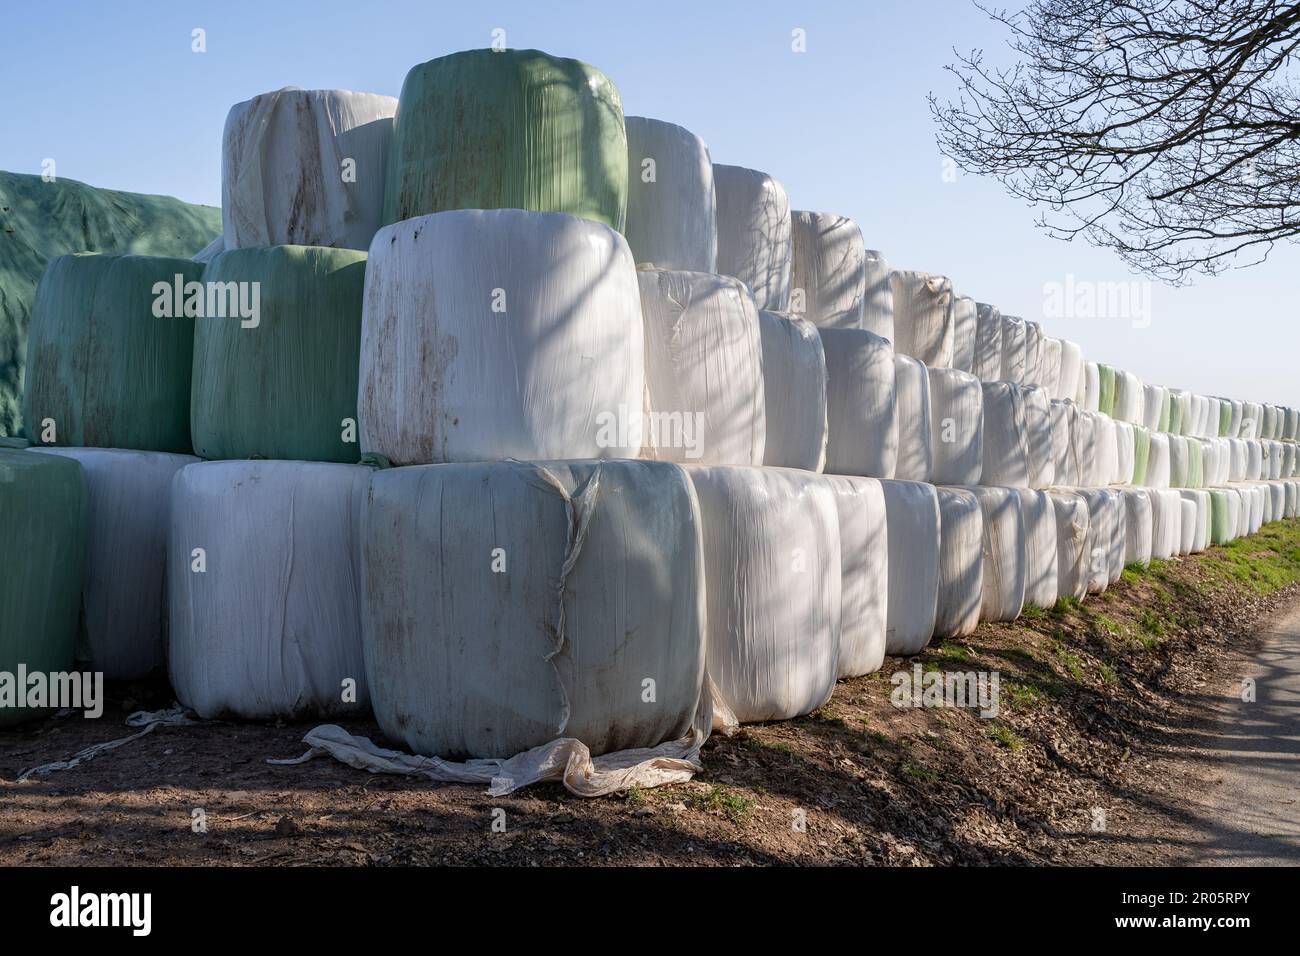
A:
[
  {"xmin": 1168, "ymin": 435, "xmax": 1191, "ymax": 488},
  {"xmin": 788, "ymin": 211, "xmax": 866, "ymax": 329},
  {"xmin": 1121, "ymin": 487, "xmax": 1154, "ymax": 567},
  {"xmin": 384, "ymin": 49, "xmax": 627, "ymax": 230},
  {"xmin": 1178, "ymin": 498, "xmax": 1197, "ymax": 555},
  {"xmin": 1000, "ymin": 314, "xmax": 1028, "ymax": 384},
  {"xmin": 1286, "ymin": 480, "xmax": 1298, "ymax": 518},
  {"xmin": 759, "ymin": 310, "xmax": 827, "ymax": 471},
  {"xmin": 820, "ymin": 328, "xmax": 898, "ymax": 478},
  {"xmin": 1050, "ymin": 399, "xmax": 1077, "ymax": 487},
  {"xmin": 222, "ymin": 88, "xmax": 397, "ymax": 251},
  {"xmin": 934, "ymin": 486, "xmax": 983, "ymax": 639},
  {"xmin": 1040, "ymin": 336, "xmax": 1063, "ymax": 398},
  {"xmin": 1247, "ymin": 440, "xmax": 1264, "ymax": 480},
  {"xmin": 358, "ymin": 209, "xmax": 643, "ymax": 465},
  {"xmin": 30, "ymin": 447, "xmax": 197, "ymax": 680},
  {"xmin": 879, "ymin": 479, "xmax": 941, "ymax": 654},
  {"xmin": 1142, "ymin": 384, "xmax": 1165, "ymax": 432},
  {"xmin": 1179, "ymin": 489, "xmax": 1211, "ymax": 553},
  {"xmin": 1071, "ymin": 410, "xmax": 1101, "ymax": 486},
  {"xmin": 1210, "ymin": 489, "xmax": 1238, "ymax": 545},
  {"xmin": 1049, "ymin": 490, "xmax": 1090, "ymax": 601},
  {"xmin": 927, "ymin": 367, "xmax": 983, "ymax": 485},
  {"xmin": 1150, "ymin": 488, "xmax": 1183, "ymax": 559},
  {"xmin": 1115, "ymin": 421, "xmax": 1136, "ymax": 485},
  {"xmin": 168, "ymin": 460, "xmax": 371, "ymax": 720},
  {"xmin": 1082, "ymin": 360, "xmax": 1101, "ymax": 412},
  {"xmin": 714, "ymin": 164, "xmax": 793, "ymax": 311},
  {"xmin": 1015, "ymin": 488, "xmax": 1058, "ymax": 608},
  {"xmin": 973, "ymin": 303, "xmax": 1003, "ymax": 382},
  {"xmin": 638, "ymin": 269, "xmax": 765, "ymax": 465},
  {"xmin": 1146, "ymin": 433, "xmax": 1172, "ymax": 488},
  {"xmin": 980, "ymin": 382, "xmax": 1030, "ymax": 488},
  {"xmin": 1023, "ymin": 320, "xmax": 1045, "ymax": 386},
  {"xmin": 891, "ymin": 271, "xmax": 954, "ymax": 368},
  {"xmin": 1113, "ymin": 370, "xmax": 1144, "ymax": 424},
  {"xmin": 893, "ymin": 354, "xmax": 933, "ymax": 482},
  {"xmin": 687, "ymin": 465, "xmax": 840, "ymax": 722},
  {"xmin": 1096, "ymin": 364, "xmax": 1117, "ymax": 418},
  {"xmin": 862, "ymin": 250, "xmax": 894, "ymax": 342},
  {"xmin": 967, "ymin": 485, "xmax": 1026, "ymax": 621},
  {"xmin": 364, "ymin": 459, "xmax": 706, "ymax": 758},
  {"xmin": 1080, "ymin": 489, "xmax": 1125, "ymax": 593},
  {"xmin": 1132, "ymin": 425, "xmax": 1151, "ymax": 485},
  {"xmin": 192, "ymin": 245, "xmax": 367, "ymax": 463},
  {"xmin": 824, "ymin": 475, "xmax": 888, "ymax": 677},
  {"xmin": 951, "ymin": 295, "xmax": 978, "ymax": 373},
  {"xmin": 0, "ymin": 449, "xmax": 86, "ymax": 727},
  {"xmin": 623, "ymin": 116, "xmax": 716, "ymax": 272},
  {"xmin": 23, "ymin": 253, "xmax": 203, "ymax": 454},
  {"xmin": 1024, "ymin": 385, "xmax": 1055, "ymax": 489},
  {"xmin": 1267, "ymin": 480, "xmax": 1286, "ymax": 523},
  {"xmin": 1057, "ymin": 339, "xmax": 1083, "ymax": 402}
]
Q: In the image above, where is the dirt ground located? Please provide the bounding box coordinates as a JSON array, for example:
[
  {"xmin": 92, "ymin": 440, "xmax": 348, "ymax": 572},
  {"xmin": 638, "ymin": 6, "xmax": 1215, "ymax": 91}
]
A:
[{"xmin": 3, "ymin": 521, "xmax": 1299, "ymax": 867}]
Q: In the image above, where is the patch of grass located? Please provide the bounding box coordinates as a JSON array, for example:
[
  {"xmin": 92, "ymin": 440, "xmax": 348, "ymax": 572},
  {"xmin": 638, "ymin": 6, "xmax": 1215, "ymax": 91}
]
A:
[
  {"xmin": 1019, "ymin": 603, "xmax": 1048, "ymax": 622},
  {"xmin": 1098, "ymin": 660, "xmax": 1119, "ymax": 686},
  {"xmin": 1135, "ymin": 608, "xmax": 1166, "ymax": 648},
  {"xmin": 935, "ymin": 642, "xmax": 972, "ymax": 664},
  {"xmin": 1199, "ymin": 526, "xmax": 1300, "ymax": 594},
  {"xmin": 689, "ymin": 785, "xmax": 754, "ymax": 823},
  {"xmin": 1053, "ymin": 641, "xmax": 1087, "ymax": 682},
  {"xmin": 625, "ymin": 786, "xmax": 647, "ymax": 808},
  {"xmin": 751, "ymin": 737, "xmax": 794, "ymax": 756},
  {"xmin": 1054, "ymin": 596, "xmax": 1083, "ymax": 614},
  {"xmin": 989, "ymin": 723, "xmax": 1024, "ymax": 750},
  {"xmin": 901, "ymin": 762, "xmax": 940, "ymax": 782},
  {"xmin": 1000, "ymin": 679, "xmax": 1051, "ymax": 711},
  {"xmin": 1090, "ymin": 612, "xmax": 1126, "ymax": 639}
]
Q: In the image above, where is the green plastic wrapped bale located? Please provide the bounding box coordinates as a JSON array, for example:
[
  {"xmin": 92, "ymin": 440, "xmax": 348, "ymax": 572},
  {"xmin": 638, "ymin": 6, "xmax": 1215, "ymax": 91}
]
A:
[
  {"xmin": 1168, "ymin": 393, "xmax": 1183, "ymax": 435},
  {"xmin": 0, "ymin": 449, "xmax": 87, "ymax": 726},
  {"xmin": 1, "ymin": 171, "xmax": 221, "ymax": 438},
  {"xmin": 1097, "ymin": 364, "xmax": 1116, "ymax": 417},
  {"xmin": 1132, "ymin": 425, "xmax": 1150, "ymax": 485},
  {"xmin": 1158, "ymin": 391, "xmax": 1172, "ymax": 433},
  {"xmin": 192, "ymin": 246, "xmax": 367, "ymax": 463},
  {"xmin": 1188, "ymin": 438, "xmax": 1204, "ymax": 488},
  {"xmin": 23, "ymin": 254, "xmax": 203, "ymax": 453},
  {"xmin": 1210, "ymin": 489, "xmax": 1233, "ymax": 545},
  {"xmin": 1219, "ymin": 399, "xmax": 1231, "ymax": 437},
  {"xmin": 384, "ymin": 49, "xmax": 627, "ymax": 231}
]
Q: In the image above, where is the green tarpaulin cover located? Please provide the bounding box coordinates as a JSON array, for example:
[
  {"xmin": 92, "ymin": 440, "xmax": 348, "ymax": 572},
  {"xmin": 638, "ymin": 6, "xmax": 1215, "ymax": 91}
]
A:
[
  {"xmin": 0, "ymin": 448, "xmax": 87, "ymax": 726},
  {"xmin": 0, "ymin": 171, "xmax": 220, "ymax": 437},
  {"xmin": 384, "ymin": 49, "xmax": 627, "ymax": 231},
  {"xmin": 24, "ymin": 253, "xmax": 203, "ymax": 453},
  {"xmin": 192, "ymin": 245, "xmax": 367, "ymax": 463}
]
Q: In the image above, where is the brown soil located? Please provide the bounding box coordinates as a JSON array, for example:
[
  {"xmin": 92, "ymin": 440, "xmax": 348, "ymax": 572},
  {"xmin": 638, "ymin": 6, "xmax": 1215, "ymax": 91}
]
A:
[{"xmin": 2, "ymin": 526, "xmax": 1297, "ymax": 867}]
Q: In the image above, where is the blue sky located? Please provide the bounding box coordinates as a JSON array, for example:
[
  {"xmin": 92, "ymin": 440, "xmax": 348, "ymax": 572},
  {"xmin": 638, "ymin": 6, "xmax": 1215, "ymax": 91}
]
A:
[{"xmin": 2, "ymin": 0, "xmax": 1295, "ymax": 407}]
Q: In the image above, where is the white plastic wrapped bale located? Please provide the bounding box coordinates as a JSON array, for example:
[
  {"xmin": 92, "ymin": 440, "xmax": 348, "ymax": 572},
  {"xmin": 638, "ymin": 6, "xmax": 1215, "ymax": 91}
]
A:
[
  {"xmin": 934, "ymin": 487, "xmax": 983, "ymax": 639},
  {"xmin": 973, "ymin": 303, "xmax": 1003, "ymax": 382},
  {"xmin": 1168, "ymin": 436, "xmax": 1191, "ymax": 487},
  {"xmin": 1113, "ymin": 370, "xmax": 1144, "ymax": 425},
  {"xmin": 1287, "ymin": 409, "xmax": 1299, "ymax": 441},
  {"xmin": 1050, "ymin": 491, "xmax": 1090, "ymax": 601},
  {"xmin": 1268, "ymin": 441, "xmax": 1285, "ymax": 480},
  {"xmin": 29, "ymin": 447, "xmax": 197, "ymax": 680},
  {"xmin": 1057, "ymin": 340, "xmax": 1083, "ymax": 403},
  {"xmin": 1262, "ymin": 405, "xmax": 1278, "ymax": 441},
  {"xmin": 1142, "ymin": 384, "xmax": 1165, "ymax": 432},
  {"xmin": 222, "ymin": 88, "xmax": 397, "ymax": 251},
  {"xmin": 358, "ymin": 209, "xmax": 643, "ymax": 465},
  {"xmin": 788, "ymin": 211, "xmax": 865, "ymax": 329},
  {"xmin": 1285, "ymin": 444, "xmax": 1298, "ymax": 480},
  {"xmin": 364, "ymin": 460, "xmax": 706, "ymax": 759},
  {"xmin": 637, "ymin": 268, "xmax": 765, "ymax": 465},
  {"xmin": 820, "ymin": 328, "xmax": 898, "ymax": 478},
  {"xmin": 1226, "ymin": 399, "xmax": 1244, "ymax": 438},
  {"xmin": 951, "ymin": 295, "xmax": 978, "ymax": 373},
  {"xmin": 1040, "ymin": 337, "xmax": 1063, "ymax": 398},
  {"xmin": 688, "ymin": 465, "xmax": 840, "ymax": 721},
  {"xmin": 1050, "ymin": 400, "xmax": 1079, "ymax": 488},
  {"xmin": 893, "ymin": 354, "xmax": 933, "ymax": 482},
  {"xmin": 1150, "ymin": 488, "xmax": 1183, "ymax": 560},
  {"xmin": 1023, "ymin": 320, "xmax": 1045, "ymax": 386},
  {"xmin": 1023, "ymin": 386, "xmax": 1055, "ymax": 489},
  {"xmin": 862, "ymin": 250, "xmax": 894, "ymax": 341},
  {"xmin": 1121, "ymin": 488, "xmax": 1154, "ymax": 567},
  {"xmin": 1267, "ymin": 480, "xmax": 1286, "ymax": 523},
  {"xmin": 758, "ymin": 310, "xmax": 827, "ymax": 471},
  {"xmin": 1287, "ymin": 481, "xmax": 1299, "ymax": 518},
  {"xmin": 1000, "ymin": 315, "xmax": 1028, "ymax": 383},
  {"xmin": 713, "ymin": 164, "xmax": 792, "ymax": 311},
  {"xmin": 1082, "ymin": 361, "xmax": 1101, "ymax": 412},
  {"xmin": 1248, "ymin": 484, "xmax": 1265, "ymax": 532},
  {"xmin": 1179, "ymin": 490, "xmax": 1211, "ymax": 553},
  {"xmin": 1243, "ymin": 402, "xmax": 1264, "ymax": 440},
  {"xmin": 1227, "ymin": 439, "xmax": 1248, "ymax": 482},
  {"xmin": 1176, "ymin": 498, "xmax": 1196, "ymax": 554},
  {"xmin": 1247, "ymin": 440, "xmax": 1264, "ymax": 481},
  {"xmin": 1080, "ymin": 489, "xmax": 1125, "ymax": 593},
  {"xmin": 967, "ymin": 486, "xmax": 1026, "ymax": 622},
  {"xmin": 927, "ymin": 367, "xmax": 984, "ymax": 485},
  {"xmin": 825, "ymin": 476, "xmax": 888, "ymax": 677},
  {"xmin": 1070, "ymin": 411, "xmax": 1099, "ymax": 486},
  {"xmin": 980, "ymin": 383, "xmax": 1030, "ymax": 488},
  {"xmin": 1146, "ymin": 433, "xmax": 1172, "ymax": 488},
  {"xmin": 1115, "ymin": 421, "xmax": 1136, "ymax": 486},
  {"xmin": 879, "ymin": 479, "xmax": 941, "ymax": 654},
  {"xmin": 1210, "ymin": 489, "xmax": 1239, "ymax": 545},
  {"xmin": 169, "ymin": 461, "xmax": 370, "ymax": 719},
  {"xmin": 890, "ymin": 271, "xmax": 954, "ymax": 368},
  {"xmin": 623, "ymin": 117, "xmax": 717, "ymax": 273},
  {"xmin": 1015, "ymin": 488, "xmax": 1058, "ymax": 609}
]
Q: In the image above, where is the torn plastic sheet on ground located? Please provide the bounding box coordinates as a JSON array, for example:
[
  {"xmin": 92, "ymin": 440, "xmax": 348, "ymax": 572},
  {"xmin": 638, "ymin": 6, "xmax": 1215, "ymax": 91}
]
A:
[{"xmin": 17, "ymin": 706, "xmax": 205, "ymax": 782}]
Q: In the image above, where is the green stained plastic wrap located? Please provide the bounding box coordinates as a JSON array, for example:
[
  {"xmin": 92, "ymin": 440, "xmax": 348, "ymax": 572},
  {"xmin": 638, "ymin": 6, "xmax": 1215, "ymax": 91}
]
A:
[
  {"xmin": 0, "ymin": 171, "xmax": 221, "ymax": 438},
  {"xmin": 1210, "ymin": 490, "xmax": 1233, "ymax": 544},
  {"xmin": 1132, "ymin": 425, "xmax": 1150, "ymax": 485},
  {"xmin": 1219, "ymin": 399, "xmax": 1231, "ymax": 437},
  {"xmin": 1168, "ymin": 393, "xmax": 1183, "ymax": 435},
  {"xmin": 23, "ymin": 254, "xmax": 203, "ymax": 453},
  {"xmin": 1097, "ymin": 364, "xmax": 1116, "ymax": 417},
  {"xmin": 192, "ymin": 246, "xmax": 367, "ymax": 463},
  {"xmin": 383, "ymin": 49, "xmax": 627, "ymax": 231},
  {"xmin": 0, "ymin": 449, "xmax": 87, "ymax": 726}
]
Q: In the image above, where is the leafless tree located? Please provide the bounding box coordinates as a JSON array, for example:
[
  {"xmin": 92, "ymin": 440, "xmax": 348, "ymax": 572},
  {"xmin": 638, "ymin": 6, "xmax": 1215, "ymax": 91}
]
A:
[{"xmin": 931, "ymin": 0, "xmax": 1300, "ymax": 282}]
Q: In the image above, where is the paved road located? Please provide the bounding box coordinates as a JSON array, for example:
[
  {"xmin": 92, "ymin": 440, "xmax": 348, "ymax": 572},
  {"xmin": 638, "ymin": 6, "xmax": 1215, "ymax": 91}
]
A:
[{"xmin": 1195, "ymin": 601, "xmax": 1300, "ymax": 865}]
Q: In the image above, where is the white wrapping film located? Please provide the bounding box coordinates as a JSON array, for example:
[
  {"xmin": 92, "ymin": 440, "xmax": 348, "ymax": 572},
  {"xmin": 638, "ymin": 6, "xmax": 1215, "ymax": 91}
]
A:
[
  {"xmin": 1092, "ymin": 414, "xmax": 1119, "ymax": 487},
  {"xmin": 1113, "ymin": 370, "xmax": 1145, "ymax": 425},
  {"xmin": 638, "ymin": 268, "xmax": 765, "ymax": 465},
  {"xmin": 1082, "ymin": 361, "xmax": 1101, "ymax": 412},
  {"xmin": 890, "ymin": 271, "xmax": 954, "ymax": 368},
  {"xmin": 1023, "ymin": 320, "xmax": 1045, "ymax": 386},
  {"xmin": 1169, "ymin": 436, "xmax": 1190, "ymax": 487},
  {"xmin": 1142, "ymin": 384, "xmax": 1166, "ymax": 432},
  {"xmin": 1000, "ymin": 315, "xmax": 1028, "ymax": 384},
  {"xmin": 1023, "ymin": 385, "xmax": 1055, "ymax": 489},
  {"xmin": 893, "ymin": 354, "xmax": 934, "ymax": 482},
  {"xmin": 1150, "ymin": 488, "xmax": 1183, "ymax": 560},
  {"xmin": 30, "ymin": 447, "xmax": 197, "ymax": 680},
  {"xmin": 1178, "ymin": 498, "xmax": 1196, "ymax": 555},
  {"xmin": 980, "ymin": 382, "xmax": 1030, "ymax": 488},
  {"xmin": 222, "ymin": 87, "xmax": 397, "ymax": 250},
  {"xmin": 168, "ymin": 461, "xmax": 370, "ymax": 719},
  {"xmin": 880, "ymin": 479, "xmax": 941, "ymax": 655},
  {"xmin": 1080, "ymin": 489, "xmax": 1125, "ymax": 593},
  {"xmin": 713, "ymin": 163, "xmax": 792, "ymax": 311},
  {"xmin": 1146, "ymin": 433, "xmax": 1172, "ymax": 488},
  {"xmin": 1040, "ymin": 336, "xmax": 1063, "ymax": 399},
  {"xmin": 687, "ymin": 465, "xmax": 840, "ymax": 722},
  {"xmin": 362, "ymin": 459, "xmax": 706, "ymax": 759},
  {"xmin": 1050, "ymin": 400, "xmax": 1078, "ymax": 488},
  {"xmin": 927, "ymin": 367, "xmax": 984, "ymax": 485},
  {"xmin": 1122, "ymin": 487, "xmax": 1154, "ymax": 567},
  {"xmin": 820, "ymin": 328, "xmax": 898, "ymax": 478},
  {"xmin": 1015, "ymin": 488, "xmax": 1058, "ymax": 609},
  {"xmin": 1057, "ymin": 340, "xmax": 1083, "ymax": 403},
  {"xmin": 759, "ymin": 310, "xmax": 827, "ymax": 471},
  {"xmin": 624, "ymin": 116, "xmax": 717, "ymax": 272},
  {"xmin": 1179, "ymin": 489, "xmax": 1211, "ymax": 553},
  {"xmin": 934, "ymin": 487, "xmax": 983, "ymax": 639},
  {"xmin": 973, "ymin": 303, "xmax": 1003, "ymax": 383},
  {"xmin": 1115, "ymin": 421, "xmax": 1136, "ymax": 485},
  {"xmin": 968, "ymin": 486, "xmax": 1026, "ymax": 622},
  {"xmin": 359, "ymin": 209, "xmax": 644, "ymax": 465},
  {"xmin": 788, "ymin": 211, "xmax": 866, "ymax": 329},
  {"xmin": 1050, "ymin": 491, "xmax": 1090, "ymax": 602},
  {"xmin": 951, "ymin": 295, "xmax": 978, "ymax": 373},
  {"xmin": 862, "ymin": 249, "xmax": 894, "ymax": 341},
  {"xmin": 825, "ymin": 475, "xmax": 888, "ymax": 677}
]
